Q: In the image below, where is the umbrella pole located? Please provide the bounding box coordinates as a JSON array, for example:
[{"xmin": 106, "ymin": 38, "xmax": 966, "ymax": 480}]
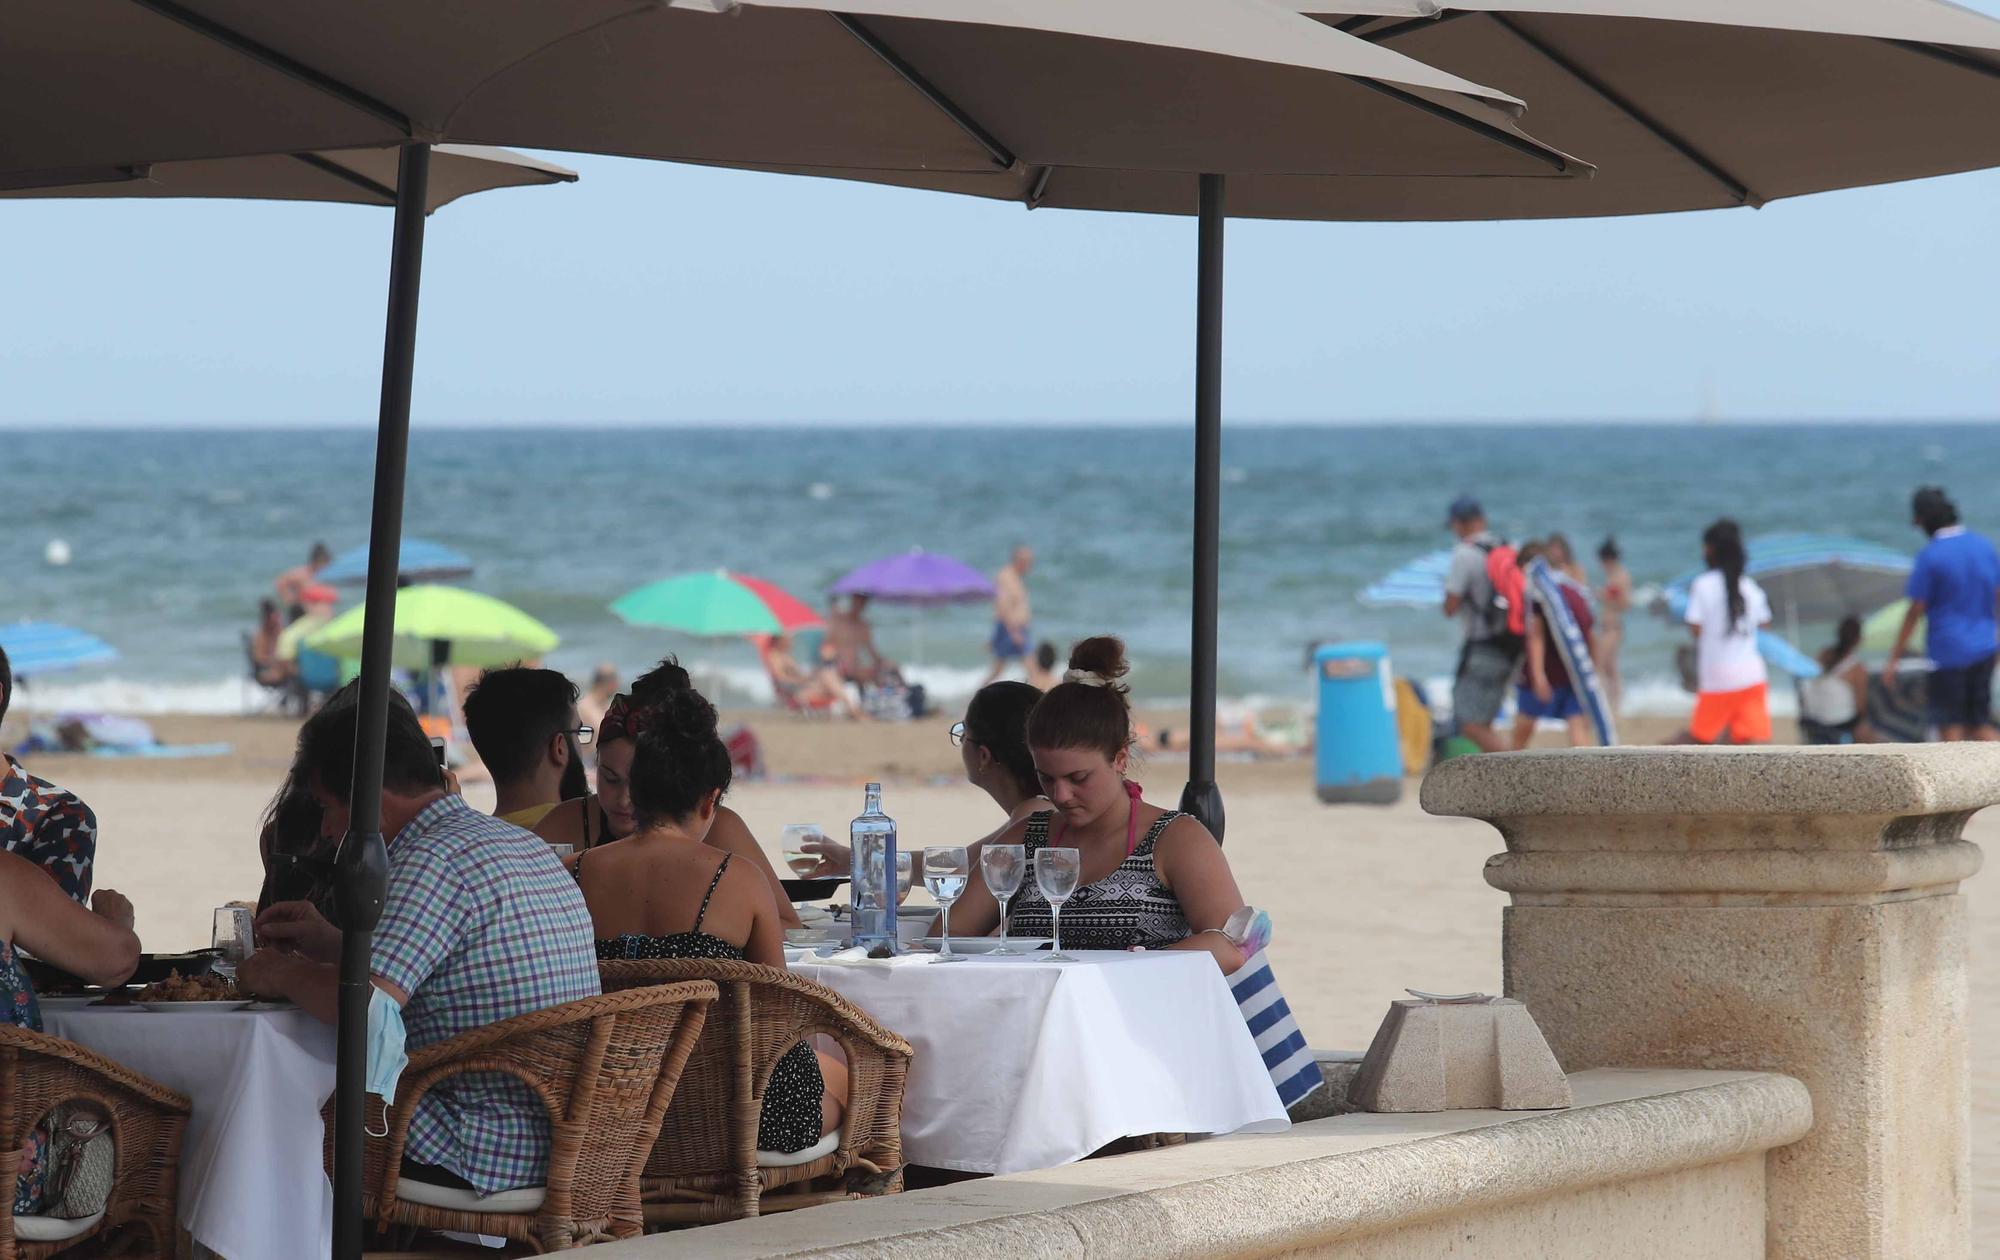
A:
[
  {"xmin": 1180, "ymin": 173, "xmax": 1226, "ymax": 843},
  {"xmin": 334, "ymin": 141, "xmax": 431, "ymax": 1260}
]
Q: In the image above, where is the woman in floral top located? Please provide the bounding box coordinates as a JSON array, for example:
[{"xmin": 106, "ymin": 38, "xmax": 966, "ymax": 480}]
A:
[{"xmin": 0, "ymin": 851, "xmax": 140, "ymax": 1213}]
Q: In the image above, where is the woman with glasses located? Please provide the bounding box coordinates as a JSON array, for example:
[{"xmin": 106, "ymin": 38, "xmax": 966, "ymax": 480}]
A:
[
  {"xmin": 799, "ymin": 680, "xmax": 1049, "ymax": 877},
  {"xmin": 536, "ymin": 658, "xmax": 801, "ymax": 927}
]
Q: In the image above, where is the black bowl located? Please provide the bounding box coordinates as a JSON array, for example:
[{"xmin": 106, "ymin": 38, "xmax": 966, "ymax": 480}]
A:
[
  {"xmin": 781, "ymin": 877, "xmax": 848, "ymax": 902},
  {"xmin": 23, "ymin": 949, "xmax": 222, "ymax": 994}
]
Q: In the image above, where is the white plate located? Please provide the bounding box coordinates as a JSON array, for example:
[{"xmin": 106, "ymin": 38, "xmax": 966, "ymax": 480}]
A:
[
  {"xmin": 917, "ymin": 938, "xmax": 1051, "ymax": 956},
  {"xmin": 34, "ymin": 995, "xmax": 98, "ymax": 1007},
  {"xmin": 137, "ymin": 1000, "xmax": 254, "ymax": 1013}
]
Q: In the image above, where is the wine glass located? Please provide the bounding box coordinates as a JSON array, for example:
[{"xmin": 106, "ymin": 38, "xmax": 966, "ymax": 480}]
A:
[
  {"xmin": 1035, "ymin": 847, "xmax": 1082, "ymax": 962},
  {"xmin": 212, "ymin": 905, "xmax": 253, "ymax": 980},
  {"xmin": 980, "ymin": 844, "xmax": 1027, "ymax": 955},
  {"xmin": 923, "ymin": 846, "xmax": 970, "ymax": 963},
  {"xmin": 780, "ymin": 823, "xmax": 826, "ymax": 877},
  {"xmin": 894, "ymin": 851, "xmax": 914, "ymax": 905}
]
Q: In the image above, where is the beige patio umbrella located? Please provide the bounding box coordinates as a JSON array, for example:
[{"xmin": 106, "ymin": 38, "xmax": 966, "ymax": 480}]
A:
[
  {"xmin": 8, "ymin": 3, "xmax": 1593, "ymax": 1251},
  {"xmin": 0, "ymin": 143, "xmax": 576, "ymax": 211}
]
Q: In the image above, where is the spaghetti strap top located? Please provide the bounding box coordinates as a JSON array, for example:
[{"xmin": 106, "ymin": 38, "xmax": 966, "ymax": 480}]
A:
[{"xmin": 692, "ymin": 853, "xmax": 731, "ymax": 933}]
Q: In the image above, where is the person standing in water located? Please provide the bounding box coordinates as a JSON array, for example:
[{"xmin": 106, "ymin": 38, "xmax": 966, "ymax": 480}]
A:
[
  {"xmin": 984, "ymin": 545, "xmax": 1035, "ymax": 683},
  {"xmin": 1594, "ymin": 536, "xmax": 1632, "ymax": 714},
  {"xmin": 1885, "ymin": 486, "xmax": 2000, "ymax": 741}
]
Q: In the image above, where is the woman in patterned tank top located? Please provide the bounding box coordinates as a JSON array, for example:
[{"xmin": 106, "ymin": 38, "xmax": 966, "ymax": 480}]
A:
[{"xmin": 946, "ymin": 636, "xmax": 1249, "ymax": 971}]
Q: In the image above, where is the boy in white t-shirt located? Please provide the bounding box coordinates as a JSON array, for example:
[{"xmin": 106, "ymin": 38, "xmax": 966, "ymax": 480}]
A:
[{"xmin": 1683, "ymin": 520, "xmax": 1774, "ymax": 744}]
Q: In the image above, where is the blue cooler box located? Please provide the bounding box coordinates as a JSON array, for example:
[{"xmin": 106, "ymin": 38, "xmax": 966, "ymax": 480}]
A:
[{"xmin": 1313, "ymin": 641, "xmax": 1403, "ymax": 805}]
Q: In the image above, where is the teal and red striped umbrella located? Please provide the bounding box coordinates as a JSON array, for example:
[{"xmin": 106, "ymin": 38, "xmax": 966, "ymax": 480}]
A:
[{"xmin": 610, "ymin": 570, "xmax": 822, "ymax": 637}]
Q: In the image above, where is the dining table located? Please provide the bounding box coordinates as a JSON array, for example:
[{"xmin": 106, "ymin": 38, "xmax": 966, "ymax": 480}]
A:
[
  {"xmin": 41, "ymin": 999, "xmax": 336, "ymax": 1260},
  {"xmin": 790, "ymin": 948, "xmax": 1289, "ymax": 1174}
]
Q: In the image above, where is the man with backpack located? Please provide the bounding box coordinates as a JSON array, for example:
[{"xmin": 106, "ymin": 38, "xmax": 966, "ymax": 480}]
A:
[{"xmin": 1441, "ymin": 496, "xmax": 1525, "ymax": 753}]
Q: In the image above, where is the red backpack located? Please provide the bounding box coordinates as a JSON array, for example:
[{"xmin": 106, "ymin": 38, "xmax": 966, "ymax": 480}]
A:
[{"xmin": 1476, "ymin": 540, "xmax": 1528, "ymax": 642}]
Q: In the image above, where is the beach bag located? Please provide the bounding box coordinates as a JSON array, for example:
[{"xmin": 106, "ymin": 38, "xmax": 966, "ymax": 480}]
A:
[
  {"xmin": 42, "ymin": 1105, "xmax": 114, "ymax": 1219},
  {"xmin": 1228, "ymin": 949, "xmax": 1324, "ymax": 1111},
  {"xmin": 1469, "ymin": 541, "xmax": 1527, "ymax": 648}
]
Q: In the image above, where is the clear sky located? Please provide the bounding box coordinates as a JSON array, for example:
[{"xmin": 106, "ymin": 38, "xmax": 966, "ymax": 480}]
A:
[{"xmin": 4, "ymin": 21, "xmax": 1998, "ymax": 428}]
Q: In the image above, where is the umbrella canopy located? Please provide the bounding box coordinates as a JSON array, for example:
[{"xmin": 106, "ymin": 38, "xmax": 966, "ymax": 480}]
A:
[
  {"xmin": 1360, "ymin": 548, "xmax": 1456, "ymax": 608},
  {"xmin": 8, "ymin": 0, "xmax": 1581, "ymax": 191},
  {"xmin": 0, "ymin": 622, "xmax": 118, "ymax": 677},
  {"xmin": 318, "ymin": 537, "xmax": 473, "ymax": 586},
  {"xmin": 0, "ymin": 143, "xmax": 573, "ymax": 211},
  {"xmin": 304, "ymin": 584, "xmax": 558, "ymax": 670},
  {"xmin": 612, "ymin": 571, "xmax": 825, "ymax": 637},
  {"xmin": 832, "ymin": 548, "xmax": 995, "ymax": 606},
  {"xmin": 1863, "ymin": 599, "xmax": 1921, "ymax": 655},
  {"xmin": 1657, "ymin": 533, "xmax": 1911, "ymax": 627}
]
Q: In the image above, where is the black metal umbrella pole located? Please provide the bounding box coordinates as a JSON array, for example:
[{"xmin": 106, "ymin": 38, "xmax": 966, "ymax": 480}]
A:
[
  {"xmin": 1180, "ymin": 172, "xmax": 1226, "ymax": 845},
  {"xmin": 332, "ymin": 141, "xmax": 431, "ymax": 1260}
]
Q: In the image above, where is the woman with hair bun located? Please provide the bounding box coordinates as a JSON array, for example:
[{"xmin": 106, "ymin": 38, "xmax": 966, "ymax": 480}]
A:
[
  {"xmin": 946, "ymin": 636, "xmax": 1250, "ymax": 971},
  {"xmin": 568, "ymin": 687, "xmax": 846, "ymax": 1154}
]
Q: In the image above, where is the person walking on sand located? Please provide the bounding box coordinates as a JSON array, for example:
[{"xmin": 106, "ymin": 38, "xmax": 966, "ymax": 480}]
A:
[
  {"xmin": 1885, "ymin": 487, "xmax": 2000, "ymax": 741},
  {"xmin": 1593, "ymin": 536, "xmax": 1632, "ymax": 714},
  {"xmin": 1510, "ymin": 542, "xmax": 1596, "ymax": 750},
  {"xmin": 1682, "ymin": 519, "xmax": 1773, "ymax": 745},
  {"xmin": 1441, "ymin": 496, "xmax": 1523, "ymax": 753},
  {"xmin": 984, "ymin": 545, "xmax": 1035, "ymax": 683}
]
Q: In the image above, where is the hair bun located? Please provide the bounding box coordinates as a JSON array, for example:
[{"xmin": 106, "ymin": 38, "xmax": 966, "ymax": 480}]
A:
[{"xmin": 1065, "ymin": 636, "xmax": 1130, "ymax": 687}]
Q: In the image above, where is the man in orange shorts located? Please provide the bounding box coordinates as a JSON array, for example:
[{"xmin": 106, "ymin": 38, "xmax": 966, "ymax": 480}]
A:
[{"xmin": 1690, "ymin": 682, "xmax": 1772, "ymax": 745}]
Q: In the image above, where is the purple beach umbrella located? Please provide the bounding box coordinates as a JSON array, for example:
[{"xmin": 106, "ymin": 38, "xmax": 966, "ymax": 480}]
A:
[{"xmin": 831, "ymin": 549, "xmax": 995, "ymax": 607}]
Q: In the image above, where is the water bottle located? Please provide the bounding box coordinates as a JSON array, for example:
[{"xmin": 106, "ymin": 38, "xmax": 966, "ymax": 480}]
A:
[{"xmin": 850, "ymin": 782, "xmax": 898, "ymax": 953}]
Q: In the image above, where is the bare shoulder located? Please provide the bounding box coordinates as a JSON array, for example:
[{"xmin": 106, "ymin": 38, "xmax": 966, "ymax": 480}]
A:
[
  {"xmin": 1155, "ymin": 811, "xmax": 1222, "ymax": 859},
  {"xmin": 533, "ymin": 797, "xmax": 586, "ymax": 844}
]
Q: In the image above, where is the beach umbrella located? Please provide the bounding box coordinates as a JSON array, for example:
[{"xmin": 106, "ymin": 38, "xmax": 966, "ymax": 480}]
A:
[
  {"xmin": 317, "ymin": 536, "xmax": 474, "ymax": 587},
  {"xmin": 14, "ymin": 5, "xmax": 1587, "ymax": 1251},
  {"xmin": 1655, "ymin": 533, "xmax": 1911, "ymax": 634},
  {"xmin": 1, "ymin": 143, "xmax": 574, "ymax": 210},
  {"xmin": 305, "ymin": 584, "xmax": 559, "ymax": 670},
  {"xmin": 612, "ymin": 570, "xmax": 824, "ymax": 637},
  {"xmin": 0, "ymin": 622, "xmax": 118, "ymax": 678},
  {"xmin": 832, "ymin": 548, "xmax": 995, "ymax": 606},
  {"xmin": 1863, "ymin": 599, "xmax": 1921, "ymax": 656},
  {"xmin": 1360, "ymin": 548, "xmax": 1456, "ymax": 608}
]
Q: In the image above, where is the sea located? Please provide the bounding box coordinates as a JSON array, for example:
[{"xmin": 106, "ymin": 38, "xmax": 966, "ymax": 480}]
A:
[{"xmin": 6, "ymin": 422, "xmax": 1994, "ymax": 720}]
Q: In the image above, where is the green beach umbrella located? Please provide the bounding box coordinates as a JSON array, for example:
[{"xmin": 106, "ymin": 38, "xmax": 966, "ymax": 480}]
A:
[
  {"xmin": 305, "ymin": 584, "xmax": 559, "ymax": 671},
  {"xmin": 1863, "ymin": 600, "xmax": 1919, "ymax": 655},
  {"xmin": 611, "ymin": 570, "xmax": 824, "ymax": 637}
]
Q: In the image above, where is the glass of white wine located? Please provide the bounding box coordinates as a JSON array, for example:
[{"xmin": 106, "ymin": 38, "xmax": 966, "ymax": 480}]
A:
[
  {"xmin": 924, "ymin": 846, "xmax": 970, "ymax": 963},
  {"xmin": 780, "ymin": 823, "xmax": 825, "ymax": 878},
  {"xmin": 1035, "ymin": 847, "xmax": 1082, "ymax": 962},
  {"xmin": 980, "ymin": 843, "xmax": 1027, "ymax": 955}
]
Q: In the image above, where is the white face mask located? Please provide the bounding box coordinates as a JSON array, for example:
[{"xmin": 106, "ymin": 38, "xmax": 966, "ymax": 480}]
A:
[{"xmin": 365, "ymin": 985, "xmax": 409, "ymax": 1136}]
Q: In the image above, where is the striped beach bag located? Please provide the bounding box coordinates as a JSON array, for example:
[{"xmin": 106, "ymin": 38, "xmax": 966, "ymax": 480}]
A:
[{"xmin": 1229, "ymin": 949, "xmax": 1324, "ymax": 1111}]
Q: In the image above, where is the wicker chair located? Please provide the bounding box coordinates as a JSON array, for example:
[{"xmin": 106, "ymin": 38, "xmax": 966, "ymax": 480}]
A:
[
  {"xmin": 322, "ymin": 981, "xmax": 716, "ymax": 1253},
  {"xmin": 597, "ymin": 958, "xmax": 912, "ymax": 1225},
  {"xmin": 0, "ymin": 1025, "xmax": 190, "ymax": 1260}
]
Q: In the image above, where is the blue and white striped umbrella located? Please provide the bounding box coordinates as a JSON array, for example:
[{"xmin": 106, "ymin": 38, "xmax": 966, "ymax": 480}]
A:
[
  {"xmin": 1657, "ymin": 533, "xmax": 1910, "ymax": 626},
  {"xmin": 1358, "ymin": 548, "xmax": 1455, "ymax": 608},
  {"xmin": 0, "ymin": 622, "xmax": 118, "ymax": 677},
  {"xmin": 318, "ymin": 538, "xmax": 473, "ymax": 587}
]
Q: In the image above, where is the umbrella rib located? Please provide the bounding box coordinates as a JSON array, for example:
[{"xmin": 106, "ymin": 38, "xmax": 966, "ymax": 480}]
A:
[
  {"xmin": 289, "ymin": 153, "xmax": 398, "ymax": 205},
  {"xmin": 1347, "ymin": 76, "xmax": 1570, "ymax": 173},
  {"xmin": 124, "ymin": 0, "xmax": 412, "ymax": 135},
  {"xmin": 1883, "ymin": 39, "xmax": 2000, "ymax": 84},
  {"xmin": 828, "ymin": 13, "xmax": 1017, "ymax": 171},
  {"xmin": 1472, "ymin": 13, "xmax": 1757, "ymax": 206},
  {"xmin": 0, "ymin": 164, "xmax": 150, "ymax": 193}
]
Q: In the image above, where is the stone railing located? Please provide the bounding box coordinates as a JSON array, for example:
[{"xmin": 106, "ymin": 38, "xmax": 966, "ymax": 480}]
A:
[{"xmin": 1424, "ymin": 744, "xmax": 1996, "ymax": 1260}]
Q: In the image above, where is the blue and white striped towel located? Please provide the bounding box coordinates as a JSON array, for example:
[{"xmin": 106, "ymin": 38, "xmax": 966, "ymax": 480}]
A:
[{"xmin": 1229, "ymin": 949, "xmax": 1324, "ymax": 1110}]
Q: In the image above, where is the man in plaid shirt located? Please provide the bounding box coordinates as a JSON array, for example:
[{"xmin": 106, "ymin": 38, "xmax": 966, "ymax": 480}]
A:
[{"xmin": 243, "ymin": 687, "xmax": 599, "ymax": 1194}]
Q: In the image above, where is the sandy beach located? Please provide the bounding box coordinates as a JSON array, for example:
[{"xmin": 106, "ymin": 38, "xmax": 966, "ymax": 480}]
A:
[{"xmin": 18, "ymin": 707, "xmax": 1995, "ymax": 1241}]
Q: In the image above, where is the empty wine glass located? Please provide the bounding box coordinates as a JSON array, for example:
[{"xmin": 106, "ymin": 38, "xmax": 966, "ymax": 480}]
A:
[
  {"xmin": 780, "ymin": 823, "xmax": 826, "ymax": 877},
  {"xmin": 212, "ymin": 905, "xmax": 253, "ymax": 980},
  {"xmin": 981, "ymin": 844, "xmax": 1027, "ymax": 955},
  {"xmin": 923, "ymin": 846, "xmax": 971, "ymax": 963},
  {"xmin": 1035, "ymin": 847, "xmax": 1082, "ymax": 961}
]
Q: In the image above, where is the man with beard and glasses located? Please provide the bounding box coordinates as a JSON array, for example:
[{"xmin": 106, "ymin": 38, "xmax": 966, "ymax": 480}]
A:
[{"xmin": 462, "ymin": 667, "xmax": 593, "ymax": 830}]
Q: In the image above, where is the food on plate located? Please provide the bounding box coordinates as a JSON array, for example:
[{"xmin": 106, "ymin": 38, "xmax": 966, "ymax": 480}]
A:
[{"xmin": 136, "ymin": 971, "xmax": 240, "ymax": 1002}]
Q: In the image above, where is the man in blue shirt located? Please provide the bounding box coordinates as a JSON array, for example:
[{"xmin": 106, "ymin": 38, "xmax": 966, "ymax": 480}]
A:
[{"xmin": 1886, "ymin": 487, "xmax": 2000, "ymax": 741}]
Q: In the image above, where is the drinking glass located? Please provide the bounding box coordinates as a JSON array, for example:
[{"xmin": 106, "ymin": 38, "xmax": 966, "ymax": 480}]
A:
[
  {"xmin": 923, "ymin": 846, "xmax": 971, "ymax": 962},
  {"xmin": 1035, "ymin": 847, "xmax": 1082, "ymax": 962},
  {"xmin": 780, "ymin": 823, "xmax": 826, "ymax": 878},
  {"xmin": 894, "ymin": 851, "xmax": 914, "ymax": 904},
  {"xmin": 212, "ymin": 905, "xmax": 254, "ymax": 979},
  {"xmin": 980, "ymin": 844, "xmax": 1027, "ymax": 955}
]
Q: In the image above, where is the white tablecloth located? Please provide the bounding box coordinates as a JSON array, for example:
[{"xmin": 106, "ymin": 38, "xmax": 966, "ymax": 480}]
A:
[
  {"xmin": 44, "ymin": 1004, "xmax": 336, "ymax": 1260},
  {"xmin": 792, "ymin": 950, "xmax": 1287, "ymax": 1174}
]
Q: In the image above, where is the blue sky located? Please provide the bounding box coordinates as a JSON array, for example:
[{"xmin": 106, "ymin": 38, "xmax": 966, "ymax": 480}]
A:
[{"xmin": 4, "ymin": 25, "xmax": 1998, "ymax": 428}]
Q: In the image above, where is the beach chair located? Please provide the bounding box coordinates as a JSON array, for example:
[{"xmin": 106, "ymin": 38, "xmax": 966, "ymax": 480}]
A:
[
  {"xmin": 750, "ymin": 635, "xmax": 838, "ymax": 717},
  {"xmin": 323, "ymin": 981, "xmax": 715, "ymax": 1253},
  {"xmin": 597, "ymin": 958, "xmax": 912, "ymax": 1224},
  {"xmin": 0, "ymin": 1026, "xmax": 190, "ymax": 1260},
  {"xmin": 240, "ymin": 632, "xmax": 305, "ymax": 716}
]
